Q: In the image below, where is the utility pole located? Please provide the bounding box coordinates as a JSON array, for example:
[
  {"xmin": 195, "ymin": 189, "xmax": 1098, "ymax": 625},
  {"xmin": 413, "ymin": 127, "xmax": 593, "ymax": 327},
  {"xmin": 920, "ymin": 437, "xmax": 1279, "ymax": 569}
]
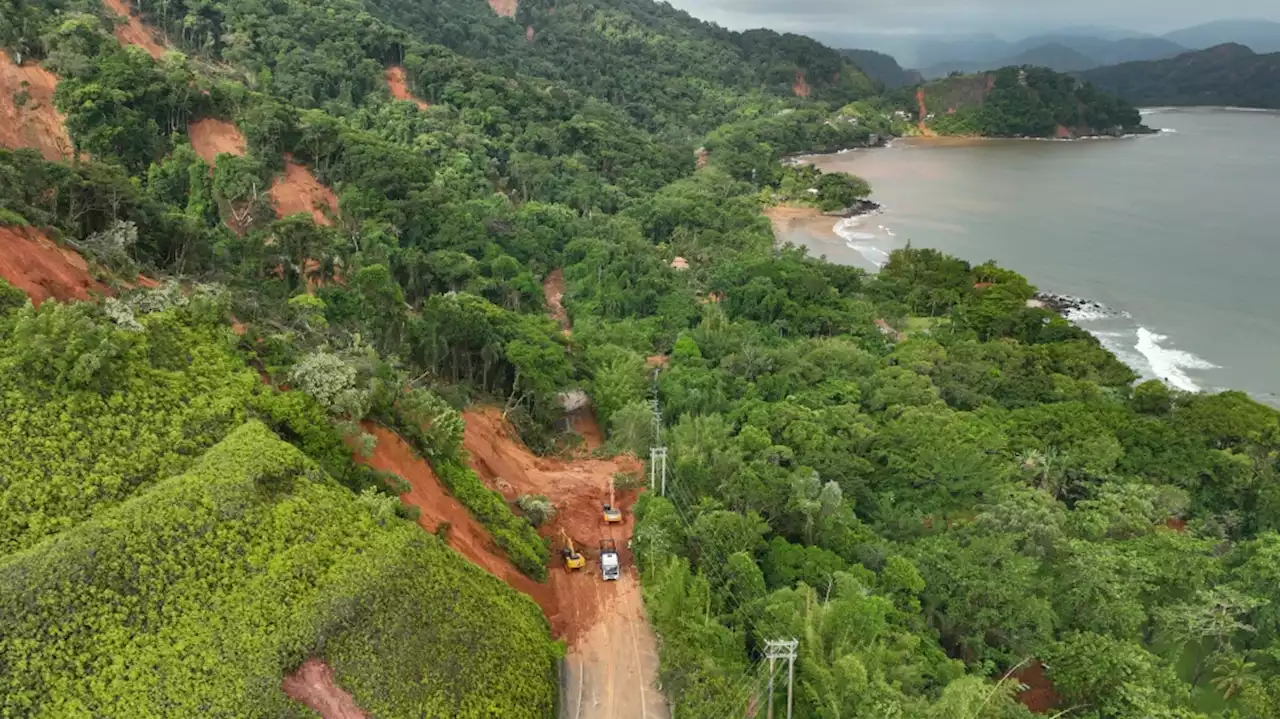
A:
[
  {"xmin": 649, "ymin": 446, "xmax": 667, "ymax": 496},
  {"xmin": 764, "ymin": 639, "xmax": 798, "ymax": 719}
]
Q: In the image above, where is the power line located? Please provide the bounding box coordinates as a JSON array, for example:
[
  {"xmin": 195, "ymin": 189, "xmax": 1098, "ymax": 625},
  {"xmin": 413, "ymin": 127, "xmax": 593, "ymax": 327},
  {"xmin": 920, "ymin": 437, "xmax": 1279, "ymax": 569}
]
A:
[{"xmin": 641, "ymin": 368, "xmax": 799, "ymax": 718}]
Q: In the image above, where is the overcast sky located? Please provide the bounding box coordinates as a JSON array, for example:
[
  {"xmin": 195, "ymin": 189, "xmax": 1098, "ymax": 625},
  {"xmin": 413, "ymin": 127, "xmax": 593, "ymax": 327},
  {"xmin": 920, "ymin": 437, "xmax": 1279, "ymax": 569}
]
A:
[{"xmin": 662, "ymin": 0, "xmax": 1280, "ymax": 38}]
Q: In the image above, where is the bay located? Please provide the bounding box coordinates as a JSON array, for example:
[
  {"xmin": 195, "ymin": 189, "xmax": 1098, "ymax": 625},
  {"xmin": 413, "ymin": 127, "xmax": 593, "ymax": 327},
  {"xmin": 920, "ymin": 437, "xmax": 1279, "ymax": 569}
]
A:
[{"xmin": 787, "ymin": 108, "xmax": 1280, "ymax": 404}]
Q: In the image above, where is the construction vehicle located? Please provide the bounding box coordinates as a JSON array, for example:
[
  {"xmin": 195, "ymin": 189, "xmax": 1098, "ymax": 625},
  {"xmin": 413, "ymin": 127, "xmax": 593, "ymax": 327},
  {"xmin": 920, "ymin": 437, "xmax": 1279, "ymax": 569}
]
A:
[
  {"xmin": 560, "ymin": 529, "xmax": 585, "ymax": 571},
  {"xmin": 602, "ymin": 475, "xmax": 623, "ymax": 524},
  {"xmin": 600, "ymin": 539, "xmax": 620, "ymax": 581}
]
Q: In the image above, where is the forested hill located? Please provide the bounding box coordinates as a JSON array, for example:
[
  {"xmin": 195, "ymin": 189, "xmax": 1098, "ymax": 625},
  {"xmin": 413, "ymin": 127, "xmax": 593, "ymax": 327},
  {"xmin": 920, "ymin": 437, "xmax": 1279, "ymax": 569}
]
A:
[
  {"xmin": 118, "ymin": 0, "xmax": 876, "ymax": 134},
  {"xmin": 895, "ymin": 65, "xmax": 1148, "ymax": 137},
  {"xmin": 1082, "ymin": 44, "xmax": 1280, "ymax": 109},
  {"xmin": 840, "ymin": 48, "xmax": 923, "ymax": 89}
]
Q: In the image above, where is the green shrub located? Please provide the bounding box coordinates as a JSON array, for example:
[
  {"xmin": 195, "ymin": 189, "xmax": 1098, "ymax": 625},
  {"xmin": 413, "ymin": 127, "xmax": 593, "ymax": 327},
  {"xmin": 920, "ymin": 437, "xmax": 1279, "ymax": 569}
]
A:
[
  {"xmin": 0, "ymin": 422, "xmax": 558, "ymax": 717},
  {"xmin": 435, "ymin": 459, "xmax": 551, "ymax": 581}
]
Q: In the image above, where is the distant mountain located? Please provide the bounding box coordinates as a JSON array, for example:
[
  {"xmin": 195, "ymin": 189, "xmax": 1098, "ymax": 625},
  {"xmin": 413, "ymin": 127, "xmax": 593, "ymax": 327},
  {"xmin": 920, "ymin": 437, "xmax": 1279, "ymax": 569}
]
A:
[
  {"xmin": 840, "ymin": 49, "xmax": 922, "ymax": 89},
  {"xmin": 807, "ymin": 31, "xmax": 1010, "ymax": 69},
  {"xmin": 1082, "ymin": 43, "xmax": 1280, "ymax": 109},
  {"xmin": 1005, "ymin": 43, "xmax": 1100, "ymax": 72},
  {"xmin": 915, "ymin": 33, "xmax": 1012, "ymax": 68},
  {"xmin": 920, "ymin": 35, "xmax": 1186, "ymax": 78},
  {"xmin": 1103, "ymin": 37, "xmax": 1189, "ymax": 65},
  {"xmin": 1163, "ymin": 19, "xmax": 1280, "ymax": 53}
]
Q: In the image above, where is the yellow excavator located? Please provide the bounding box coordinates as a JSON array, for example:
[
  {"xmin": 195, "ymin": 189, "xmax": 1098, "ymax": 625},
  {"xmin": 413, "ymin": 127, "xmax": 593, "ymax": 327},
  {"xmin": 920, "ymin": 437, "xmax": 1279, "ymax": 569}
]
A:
[
  {"xmin": 560, "ymin": 528, "xmax": 585, "ymax": 571},
  {"xmin": 602, "ymin": 475, "xmax": 623, "ymax": 524}
]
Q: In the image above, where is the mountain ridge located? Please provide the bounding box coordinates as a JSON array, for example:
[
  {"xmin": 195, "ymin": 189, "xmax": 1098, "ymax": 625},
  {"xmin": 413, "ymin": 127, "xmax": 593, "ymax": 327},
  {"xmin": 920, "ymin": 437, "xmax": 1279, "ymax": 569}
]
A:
[{"xmin": 1082, "ymin": 43, "xmax": 1280, "ymax": 109}]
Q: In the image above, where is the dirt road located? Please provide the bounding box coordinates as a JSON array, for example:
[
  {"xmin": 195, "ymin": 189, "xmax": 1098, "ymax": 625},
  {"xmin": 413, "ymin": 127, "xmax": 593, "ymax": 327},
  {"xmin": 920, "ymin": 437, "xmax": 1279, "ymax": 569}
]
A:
[{"xmin": 558, "ymin": 569, "xmax": 669, "ymax": 719}]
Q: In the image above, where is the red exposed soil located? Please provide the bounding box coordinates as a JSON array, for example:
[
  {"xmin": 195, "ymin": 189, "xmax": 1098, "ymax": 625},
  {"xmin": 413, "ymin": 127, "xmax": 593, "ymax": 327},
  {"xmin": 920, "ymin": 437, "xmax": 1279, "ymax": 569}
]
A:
[
  {"xmin": 1166, "ymin": 516, "xmax": 1188, "ymax": 533},
  {"xmin": 1013, "ymin": 660, "xmax": 1062, "ymax": 713},
  {"xmin": 187, "ymin": 118, "xmax": 246, "ymax": 165},
  {"xmin": 359, "ymin": 423, "xmax": 554, "ymax": 611},
  {"xmin": 488, "ymin": 0, "xmax": 518, "ymax": 18},
  {"xmin": 915, "ymin": 87, "xmax": 937, "ymax": 137},
  {"xmin": 270, "ymin": 155, "xmax": 338, "ymax": 225},
  {"xmin": 792, "ymin": 71, "xmax": 811, "ymax": 98},
  {"xmin": 103, "ymin": 0, "xmax": 168, "ymax": 60},
  {"xmin": 0, "ymin": 50, "xmax": 74, "ymax": 161},
  {"xmin": 0, "ymin": 226, "xmax": 104, "ymax": 305},
  {"xmin": 543, "ymin": 268, "xmax": 571, "ymax": 334},
  {"xmin": 282, "ymin": 659, "xmax": 368, "ymax": 719},
  {"xmin": 384, "ymin": 66, "xmax": 428, "ymax": 109},
  {"xmin": 1056, "ymin": 125, "xmax": 1073, "ymax": 139}
]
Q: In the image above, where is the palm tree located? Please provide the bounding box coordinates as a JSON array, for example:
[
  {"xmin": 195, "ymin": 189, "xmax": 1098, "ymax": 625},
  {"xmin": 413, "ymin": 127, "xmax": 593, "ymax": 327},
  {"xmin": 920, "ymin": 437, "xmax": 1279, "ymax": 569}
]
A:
[{"xmin": 1210, "ymin": 653, "xmax": 1258, "ymax": 701}]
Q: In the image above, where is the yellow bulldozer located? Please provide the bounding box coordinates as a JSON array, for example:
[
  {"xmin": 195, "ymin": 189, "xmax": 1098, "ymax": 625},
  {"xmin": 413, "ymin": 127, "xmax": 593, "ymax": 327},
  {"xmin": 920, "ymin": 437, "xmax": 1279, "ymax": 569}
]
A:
[
  {"xmin": 602, "ymin": 475, "xmax": 623, "ymax": 524},
  {"xmin": 560, "ymin": 528, "xmax": 585, "ymax": 571}
]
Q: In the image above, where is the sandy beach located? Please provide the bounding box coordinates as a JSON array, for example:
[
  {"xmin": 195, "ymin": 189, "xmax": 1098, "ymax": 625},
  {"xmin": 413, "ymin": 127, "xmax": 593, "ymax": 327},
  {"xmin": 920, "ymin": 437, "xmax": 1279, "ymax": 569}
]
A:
[{"xmin": 763, "ymin": 205, "xmax": 842, "ymax": 245}]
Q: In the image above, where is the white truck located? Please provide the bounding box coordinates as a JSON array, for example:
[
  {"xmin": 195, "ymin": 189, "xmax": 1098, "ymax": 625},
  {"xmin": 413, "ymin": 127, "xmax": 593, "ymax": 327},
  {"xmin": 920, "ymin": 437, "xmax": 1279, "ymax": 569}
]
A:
[{"xmin": 600, "ymin": 539, "xmax": 620, "ymax": 581}]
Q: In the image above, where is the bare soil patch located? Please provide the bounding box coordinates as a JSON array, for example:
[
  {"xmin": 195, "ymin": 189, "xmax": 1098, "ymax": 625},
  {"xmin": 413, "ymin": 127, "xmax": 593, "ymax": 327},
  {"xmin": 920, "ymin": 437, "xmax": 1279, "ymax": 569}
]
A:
[
  {"xmin": 282, "ymin": 659, "xmax": 368, "ymax": 719},
  {"xmin": 187, "ymin": 118, "xmax": 246, "ymax": 165},
  {"xmin": 792, "ymin": 71, "xmax": 811, "ymax": 98},
  {"xmin": 543, "ymin": 268, "xmax": 570, "ymax": 333},
  {"xmin": 1013, "ymin": 660, "xmax": 1062, "ymax": 713},
  {"xmin": 385, "ymin": 66, "xmax": 429, "ymax": 109},
  {"xmin": 270, "ymin": 155, "xmax": 338, "ymax": 225},
  {"xmin": 0, "ymin": 50, "xmax": 73, "ymax": 161},
  {"xmin": 103, "ymin": 0, "xmax": 168, "ymax": 59},
  {"xmin": 488, "ymin": 0, "xmax": 518, "ymax": 18},
  {"xmin": 0, "ymin": 226, "xmax": 104, "ymax": 305}
]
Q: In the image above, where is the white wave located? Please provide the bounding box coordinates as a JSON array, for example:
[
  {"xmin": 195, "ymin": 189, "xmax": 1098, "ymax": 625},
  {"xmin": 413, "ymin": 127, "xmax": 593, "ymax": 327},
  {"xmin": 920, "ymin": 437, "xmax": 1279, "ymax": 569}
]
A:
[
  {"xmin": 834, "ymin": 218, "xmax": 891, "ymax": 268},
  {"xmin": 1090, "ymin": 329, "xmax": 1148, "ymax": 374},
  {"xmin": 1135, "ymin": 327, "xmax": 1218, "ymax": 393}
]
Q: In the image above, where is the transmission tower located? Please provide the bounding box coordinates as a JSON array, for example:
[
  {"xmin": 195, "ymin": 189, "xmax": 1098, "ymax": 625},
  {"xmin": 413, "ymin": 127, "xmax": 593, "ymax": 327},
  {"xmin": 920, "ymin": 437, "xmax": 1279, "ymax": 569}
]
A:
[{"xmin": 764, "ymin": 639, "xmax": 798, "ymax": 719}]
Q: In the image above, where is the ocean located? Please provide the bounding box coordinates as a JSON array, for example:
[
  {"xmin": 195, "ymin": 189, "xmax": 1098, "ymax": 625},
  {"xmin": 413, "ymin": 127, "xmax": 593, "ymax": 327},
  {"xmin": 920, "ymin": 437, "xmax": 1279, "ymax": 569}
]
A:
[{"xmin": 786, "ymin": 108, "xmax": 1280, "ymax": 404}]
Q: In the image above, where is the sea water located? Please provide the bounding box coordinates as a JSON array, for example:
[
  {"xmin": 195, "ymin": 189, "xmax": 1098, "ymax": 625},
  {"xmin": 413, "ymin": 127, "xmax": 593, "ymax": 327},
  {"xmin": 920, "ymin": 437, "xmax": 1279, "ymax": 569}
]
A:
[{"xmin": 791, "ymin": 109, "xmax": 1280, "ymax": 403}]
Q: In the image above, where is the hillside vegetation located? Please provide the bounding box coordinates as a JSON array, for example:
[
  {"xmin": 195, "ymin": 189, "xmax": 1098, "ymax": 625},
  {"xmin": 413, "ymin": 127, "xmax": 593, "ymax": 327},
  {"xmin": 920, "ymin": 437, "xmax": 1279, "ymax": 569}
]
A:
[
  {"xmin": 2, "ymin": 0, "xmax": 1278, "ymax": 717},
  {"xmin": 1083, "ymin": 44, "xmax": 1280, "ymax": 109}
]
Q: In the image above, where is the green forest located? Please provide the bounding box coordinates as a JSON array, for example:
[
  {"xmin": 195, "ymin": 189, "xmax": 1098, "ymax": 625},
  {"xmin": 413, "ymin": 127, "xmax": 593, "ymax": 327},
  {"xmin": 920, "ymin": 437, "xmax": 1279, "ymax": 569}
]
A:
[{"xmin": 1, "ymin": 0, "xmax": 1277, "ymax": 717}]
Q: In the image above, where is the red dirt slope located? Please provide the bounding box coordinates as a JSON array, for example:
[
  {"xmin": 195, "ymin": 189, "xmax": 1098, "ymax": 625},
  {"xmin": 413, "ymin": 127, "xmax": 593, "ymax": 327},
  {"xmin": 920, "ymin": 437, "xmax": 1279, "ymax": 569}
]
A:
[
  {"xmin": 792, "ymin": 71, "xmax": 811, "ymax": 98},
  {"xmin": 102, "ymin": 0, "xmax": 168, "ymax": 60},
  {"xmin": 385, "ymin": 66, "xmax": 428, "ymax": 109},
  {"xmin": 488, "ymin": 0, "xmax": 518, "ymax": 18},
  {"xmin": 282, "ymin": 659, "xmax": 367, "ymax": 719},
  {"xmin": 543, "ymin": 268, "xmax": 570, "ymax": 334},
  {"xmin": 0, "ymin": 50, "xmax": 73, "ymax": 161},
  {"xmin": 187, "ymin": 118, "xmax": 247, "ymax": 165},
  {"xmin": 357, "ymin": 424, "xmax": 559, "ymax": 628},
  {"xmin": 270, "ymin": 155, "xmax": 338, "ymax": 225},
  {"xmin": 0, "ymin": 226, "xmax": 104, "ymax": 305}
]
